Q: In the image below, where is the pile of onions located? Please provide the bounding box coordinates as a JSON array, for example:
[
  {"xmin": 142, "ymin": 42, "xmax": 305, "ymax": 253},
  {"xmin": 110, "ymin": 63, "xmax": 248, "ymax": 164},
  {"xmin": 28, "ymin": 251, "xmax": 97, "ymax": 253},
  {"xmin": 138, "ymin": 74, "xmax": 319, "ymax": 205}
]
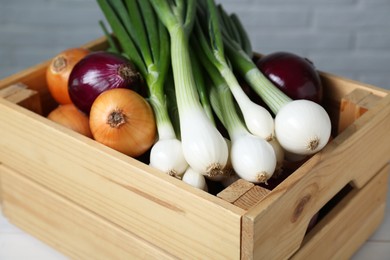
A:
[
  {"xmin": 89, "ymin": 88, "xmax": 156, "ymax": 157},
  {"xmin": 46, "ymin": 48, "xmax": 90, "ymax": 105},
  {"xmin": 68, "ymin": 51, "xmax": 144, "ymax": 114},
  {"xmin": 46, "ymin": 49, "xmax": 156, "ymax": 159}
]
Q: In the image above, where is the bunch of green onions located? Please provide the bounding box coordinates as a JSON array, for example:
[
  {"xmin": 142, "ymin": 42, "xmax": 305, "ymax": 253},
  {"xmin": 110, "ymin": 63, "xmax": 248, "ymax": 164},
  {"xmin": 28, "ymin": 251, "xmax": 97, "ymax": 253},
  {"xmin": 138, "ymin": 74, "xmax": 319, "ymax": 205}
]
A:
[{"xmin": 96, "ymin": 0, "xmax": 331, "ymax": 185}]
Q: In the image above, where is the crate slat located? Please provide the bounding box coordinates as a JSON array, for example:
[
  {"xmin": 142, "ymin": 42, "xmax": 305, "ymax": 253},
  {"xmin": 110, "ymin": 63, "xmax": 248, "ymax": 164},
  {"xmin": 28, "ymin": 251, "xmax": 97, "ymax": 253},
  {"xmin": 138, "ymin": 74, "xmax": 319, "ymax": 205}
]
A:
[
  {"xmin": 241, "ymin": 94, "xmax": 390, "ymax": 259},
  {"xmin": 0, "ymin": 165, "xmax": 176, "ymax": 260},
  {"xmin": 0, "ymin": 99, "xmax": 245, "ymax": 259},
  {"xmin": 292, "ymin": 164, "xmax": 389, "ymax": 259}
]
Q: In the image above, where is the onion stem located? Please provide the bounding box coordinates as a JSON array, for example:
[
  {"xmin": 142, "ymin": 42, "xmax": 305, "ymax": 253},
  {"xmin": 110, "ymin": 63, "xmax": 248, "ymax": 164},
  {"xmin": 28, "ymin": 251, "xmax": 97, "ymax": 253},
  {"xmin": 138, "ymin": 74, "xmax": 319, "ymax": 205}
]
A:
[
  {"xmin": 149, "ymin": 0, "xmax": 228, "ymax": 176},
  {"xmin": 209, "ymin": 80, "xmax": 276, "ymax": 183},
  {"xmin": 97, "ymin": 0, "xmax": 189, "ymax": 175},
  {"xmin": 216, "ymin": 5, "xmax": 331, "ymax": 155},
  {"xmin": 214, "ymin": 4, "xmax": 292, "ymax": 114},
  {"xmin": 192, "ymin": 0, "xmax": 274, "ymax": 140}
]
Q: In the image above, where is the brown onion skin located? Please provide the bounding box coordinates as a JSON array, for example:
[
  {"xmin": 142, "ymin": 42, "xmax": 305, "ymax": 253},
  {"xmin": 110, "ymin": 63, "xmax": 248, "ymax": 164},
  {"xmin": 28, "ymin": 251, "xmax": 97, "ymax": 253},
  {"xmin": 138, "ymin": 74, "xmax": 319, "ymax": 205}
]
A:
[
  {"xmin": 256, "ymin": 52, "xmax": 323, "ymax": 104},
  {"xmin": 46, "ymin": 48, "xmax": 90, "ymax": 105},
  {"xmin": 89, "ymin": 88, "xmax": 156, "ymax": 157},
  {"xmin": 47, "ymin": 104, "xmax": 93, "ymax": 138},
  {"xmin": 68, "ymin": 51, "xmax": 143, "ymax": 115}
]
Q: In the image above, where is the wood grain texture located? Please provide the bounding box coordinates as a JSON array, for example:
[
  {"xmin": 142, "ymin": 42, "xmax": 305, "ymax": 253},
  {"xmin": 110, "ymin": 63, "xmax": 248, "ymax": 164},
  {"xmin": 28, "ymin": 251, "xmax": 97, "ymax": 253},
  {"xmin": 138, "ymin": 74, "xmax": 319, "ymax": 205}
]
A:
[
  {"xmin": 0, "ymin": 165, "xmax": 176, "ymax": 260},
  {"xmin": 0, "ymin": 83, "xmax": 41, "ymax": 204},
  {"xmin": 217, "ymin": 179, "xmax": 270, "ymax": 211},
  {"xmin": 241, "ymin": 94, "xmax": 390, "ymax": 259},
  {"xmin": 292, "ymin": 164, "xmax": 389, "ymax": 259},
  {"xmin": 338, "ymin": 88, "xmax": 381, "ymax": 133},
  {"xmin": 0, "ymin": 83, "xmax": 42, "ymax": 114},
  {"xmin": 338, "ymin": 88, "xmax": 372, "ymax": 133},
  {"xmin": 233, "ymin": 185, "xmax": 270, "ymax": 211},
  {"xmin": 0, "ymin": 99, "xmax": 244, "ymax": 259},
  {"xmin": 0, "ymin": 36, "xmax": 245, "ymax": 258},
  {"xmin": 217, "ymin": 179, "xmax": 255, "ymax": 203}
]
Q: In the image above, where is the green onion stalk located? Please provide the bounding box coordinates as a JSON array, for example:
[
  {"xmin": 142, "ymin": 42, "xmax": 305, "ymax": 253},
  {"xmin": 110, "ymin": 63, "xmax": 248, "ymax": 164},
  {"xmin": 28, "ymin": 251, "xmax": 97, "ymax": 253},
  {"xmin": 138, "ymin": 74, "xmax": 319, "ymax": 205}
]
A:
[
  {"xmin": 192, "ymin": 35, "xmax": 276, "ymax": 183},
  {"xmin": 217, "ymin": 5, "xmax": 331, "ymax": 156},
  {"xmin": 149, "ymin": 0, "xmax": 228, "ymax": 177},
  {"xmin": 194, "ymin": 0, "xmax": 275, "ymax": 141},
  {"xmin": 97, "ymin": 0, "xmax": 188, "ymax": 177}
]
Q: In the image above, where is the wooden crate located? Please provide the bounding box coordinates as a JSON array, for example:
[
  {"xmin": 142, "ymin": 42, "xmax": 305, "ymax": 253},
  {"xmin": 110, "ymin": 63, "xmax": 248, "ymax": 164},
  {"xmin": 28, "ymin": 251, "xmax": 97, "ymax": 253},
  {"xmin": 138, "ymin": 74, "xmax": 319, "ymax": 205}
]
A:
[{"xmin": 0, "ymin": 37, "xmax": 389, "ymax": 259}]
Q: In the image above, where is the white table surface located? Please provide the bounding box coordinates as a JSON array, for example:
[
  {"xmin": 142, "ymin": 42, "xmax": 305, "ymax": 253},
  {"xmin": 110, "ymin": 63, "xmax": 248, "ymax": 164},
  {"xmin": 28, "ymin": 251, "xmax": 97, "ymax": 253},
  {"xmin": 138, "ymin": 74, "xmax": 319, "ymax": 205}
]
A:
[{"xmin": 1, "ymin": 174, "xmax": 390, "ymax": 259}]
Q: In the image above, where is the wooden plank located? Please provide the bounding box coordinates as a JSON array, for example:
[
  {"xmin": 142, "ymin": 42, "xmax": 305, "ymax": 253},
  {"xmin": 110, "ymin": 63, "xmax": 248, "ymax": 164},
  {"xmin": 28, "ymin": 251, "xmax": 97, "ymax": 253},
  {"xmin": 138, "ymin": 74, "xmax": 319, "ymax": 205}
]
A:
[
  {"xmin": 319, "ymin": 71, "xmax": 388, "ymax": 136},
  {"xmin": 217, "ymin": 179, "xmax": 255, "ymax": 203},
  {"xmin": 338, "ymin": 88, "xmax": 371, "ymax": 133},
  {"xmin": 356, "ymin": 92, "xmax": 382, "ymax": 117},
  {"xmin": 292, "ymin": 164, "xmax": 389, "ymax": 259},
  {"xmin": 233, "ymin": 185, "xmax": 270, "ymax": 211},
  {"xmin": 9, "ymin": 88, "xmax": 42, "ymax": 114},
  {"xmin": 0, "ymin": 83, "xmax": 42, "ymax": 114},
  {"xmin": 338, "ymin": 89, "xmax": 382, "ymax": 133},
  {"xmin": 0, "ymin": 83, "xmax": 41, "ymax": 203},
  {"xmin": 217, "ymin": 179, "xmax": 271, "ymax": 210},
  {"xmin": 0, "ymin": 82, "xmax": 28, "ymax": 98},
  {"xmin": 0, "ymin": 99, "xmax": 245, "ymax": 259},
  {"xmin": 319, "ymin": 70, "xmax": 389, "ymax": 100},
  {"xmin": 0, "ymin": 165, "xmax": 176, "ymax": 260},
  {"xmin": 241, "ymin": 94, "xmax": 390, "ymax": 260}
]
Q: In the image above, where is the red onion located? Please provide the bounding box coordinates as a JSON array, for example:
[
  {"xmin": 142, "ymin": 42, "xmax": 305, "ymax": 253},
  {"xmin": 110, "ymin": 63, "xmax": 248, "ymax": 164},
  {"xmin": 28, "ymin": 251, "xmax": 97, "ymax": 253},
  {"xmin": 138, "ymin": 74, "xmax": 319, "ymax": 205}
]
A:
[
  {"xmin": 256, "ymin": 52, "xmax": 323, "ymax": 104},
  {"xmin": 68, "ymin": 51, "xmax": 143, "ymax": 114}
]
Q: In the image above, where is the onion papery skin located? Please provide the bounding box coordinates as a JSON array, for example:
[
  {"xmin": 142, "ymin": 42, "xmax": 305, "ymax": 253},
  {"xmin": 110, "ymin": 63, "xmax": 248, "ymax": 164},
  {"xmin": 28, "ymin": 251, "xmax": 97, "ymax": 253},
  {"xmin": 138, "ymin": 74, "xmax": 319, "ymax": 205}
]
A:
[
  {"xmin": 231, "ymin": 134, "xmax": 277, "ymax": 183},
  {"xmin": 47, "ymin": 103, "xmax": 92, "ymax": 138},
  {"xmin": 69, "ymin": 51, "xmax": 143, "ymax": 114},
  {"xmin": 275, "ymin": 100, "xmax": 331, "ymax": 155},
  {"xmin": 89, "ymin": 88, "xmax": 156, "ymax": 157},
  {"xmin": 46, "ymin": 48, "xmax": 90, "ymax": 105}
]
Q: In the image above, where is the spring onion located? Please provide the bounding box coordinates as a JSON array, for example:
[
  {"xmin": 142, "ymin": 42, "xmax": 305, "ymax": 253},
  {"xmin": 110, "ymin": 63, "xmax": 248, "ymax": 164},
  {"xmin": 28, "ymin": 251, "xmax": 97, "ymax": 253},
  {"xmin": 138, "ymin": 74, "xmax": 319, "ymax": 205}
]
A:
[
  {"xmin": 190, "ymin": 50, "xmax": 215, "ymax": 124},
  {"xmin": 193, "ymin": 34, "xmax": 276, "ymax": 183},
  {"xmin": 97, "ymin": 0, "xmax": 188, "ymax": 177},
  {"xmin": 218, "ymin": 5, "xmax": 331, "ymax": 155},
  {"xmin": 209, "ymin": 81, "xmax": 276, "ymax": 183},
  {"xmin": 149, "ymin": 0, "xmax": 228, "ymax": 177},
  {"xmin": 182, "ymin": 167, "xmax": 208, "ymax": 191},
  {"xmin": 194, "ymin": 0, "xmax": 275, "ymax": 141}
]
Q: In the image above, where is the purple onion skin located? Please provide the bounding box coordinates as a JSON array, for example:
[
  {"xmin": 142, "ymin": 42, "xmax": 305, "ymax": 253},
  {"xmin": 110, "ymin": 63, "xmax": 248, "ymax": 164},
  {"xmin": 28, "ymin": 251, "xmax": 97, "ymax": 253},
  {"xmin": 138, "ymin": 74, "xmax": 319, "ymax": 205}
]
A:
[
  {"xmin": 256, "ymin": 52, "xmax": 323, "ymax": 104},
  {"xmin": 68, "ymin": 51, "xmax": 143, "ymax": 114}
]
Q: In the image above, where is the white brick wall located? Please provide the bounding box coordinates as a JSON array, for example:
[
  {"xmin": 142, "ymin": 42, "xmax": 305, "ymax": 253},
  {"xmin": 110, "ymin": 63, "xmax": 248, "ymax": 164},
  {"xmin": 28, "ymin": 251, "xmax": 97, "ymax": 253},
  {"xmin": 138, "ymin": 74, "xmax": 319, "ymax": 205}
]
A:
[
  {"xmin": 1, "ymin": 0, "xmax": 389, "ymax": 90},
  {"xmin": 221, "ymin": 0, "xmax": 390, "ymax": 89}
]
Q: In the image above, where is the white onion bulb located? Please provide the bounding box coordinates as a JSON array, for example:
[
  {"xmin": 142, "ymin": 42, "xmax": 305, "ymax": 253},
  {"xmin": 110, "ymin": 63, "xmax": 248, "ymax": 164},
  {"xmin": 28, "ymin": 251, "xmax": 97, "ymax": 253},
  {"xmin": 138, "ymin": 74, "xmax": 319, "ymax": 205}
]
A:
[
  {"xmin": 206, "ymin": 138, "xmax": 234, "ymax": 182},
  {"xmin": 231, "ymin": 134, "xmax": 277, "ymax": 183},
  {"xmin": 180, "ymin": 109, "xmax": 228, "ymax": 177},
  {"xmin": 182, "ymin": 167, "xmax": 208, "ymax": 191},
  {"xmin": 241, "ymin": 102, "xmax": 275, "ymax": 140},
  {"xmin": 149, "ymin": 138, "xmax": 188, "ymax": 178},
  {"xmin": 268, "ymin": 138, "xmax": 285, "ymax": 174},
  {"xmin": 275, "ymin": 100, "xmax": 331, "ymax": 155}
]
